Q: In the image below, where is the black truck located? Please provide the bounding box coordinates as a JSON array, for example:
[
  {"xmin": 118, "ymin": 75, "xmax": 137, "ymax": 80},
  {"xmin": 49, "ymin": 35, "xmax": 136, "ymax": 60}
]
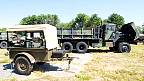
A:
[{"xmin": 57, "ymin": 22, "xmax": 140, "ymax": 53}]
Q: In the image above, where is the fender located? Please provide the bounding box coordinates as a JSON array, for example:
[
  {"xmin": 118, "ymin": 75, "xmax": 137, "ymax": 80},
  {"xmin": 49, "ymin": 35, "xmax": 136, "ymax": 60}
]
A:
[{"xmin": 14, "ymin": 52, "xmax": 35, "ymax": 63}]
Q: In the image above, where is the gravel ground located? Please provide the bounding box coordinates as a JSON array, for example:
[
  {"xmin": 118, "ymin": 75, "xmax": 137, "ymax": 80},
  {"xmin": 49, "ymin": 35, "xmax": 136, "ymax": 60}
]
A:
[{"xmin": 0, "ymin": 53, "xmax": 92, "ymax": 81}]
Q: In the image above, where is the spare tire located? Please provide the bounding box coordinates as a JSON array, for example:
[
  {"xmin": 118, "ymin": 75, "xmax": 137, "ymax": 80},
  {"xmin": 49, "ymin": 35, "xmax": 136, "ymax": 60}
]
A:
[
  {"xmin": 76, "ymin": 42, "xmax": 88, "ymax": 53},
  {"xmin": 62, "ymin": 42, "xmax": 73, "ymax": 52},
  {"xmin": 0, "ymin": 41, "xmax": 7, "ymax": 48}
]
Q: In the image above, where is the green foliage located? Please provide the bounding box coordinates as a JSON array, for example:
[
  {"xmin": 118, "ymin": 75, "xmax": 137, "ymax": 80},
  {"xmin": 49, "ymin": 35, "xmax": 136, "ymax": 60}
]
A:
[
  {"xmin": 20, "ymin": 14, "xmax": 60, "ymax": 26},
  {"xmin": 103, "ymin": 19, "xmax": 108, "ymax": 24},
  {"xmin": 139, "ymin": 25, "xmax": 144, "ymax": 34},
  {"xmin": 20, "ymin": 15, "xmax": 37, "ymax": 25},
  {"xmin": 58, "ymin": 21, "xmax": 74, "ymax": 29},
  {"xmin": 107, "ymin": 13, "xmax": 125, "ymax": 27},
  {"xmin": 0, "ymin": 28, "xmax": 6, "ymax": 32},
  {"xmin": 20, "ymin": 13, "xmax": 125, "ymax": 29},
  {"xmin": 72, "ymin": 13, "xmax": 89, "ymax": 29},
  {"xmin": 87, "ymin": 14, "xmax": 102, "ymax": 28},
  {"xmin": 75, "ymin": 73, "xmax": 92, "ymax": 81}
]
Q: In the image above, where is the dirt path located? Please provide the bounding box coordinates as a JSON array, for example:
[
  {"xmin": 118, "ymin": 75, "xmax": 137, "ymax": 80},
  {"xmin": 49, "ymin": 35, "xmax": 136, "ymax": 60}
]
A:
[{"xmin": 0, "ymin": 45, "xmax": 144, "ymax": 81}]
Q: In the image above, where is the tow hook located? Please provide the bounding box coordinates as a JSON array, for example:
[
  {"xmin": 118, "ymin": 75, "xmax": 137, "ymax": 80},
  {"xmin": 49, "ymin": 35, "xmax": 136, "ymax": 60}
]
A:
[{"xmin": 66, "ymin": 54, "xmax": 73, "ymax": 70}]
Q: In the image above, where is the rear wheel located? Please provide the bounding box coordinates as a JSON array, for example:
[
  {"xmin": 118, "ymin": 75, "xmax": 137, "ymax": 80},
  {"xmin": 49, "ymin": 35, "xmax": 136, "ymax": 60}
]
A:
[
  {"xmin": 0, "ymin": 41, "xmax": 7, "ymax": 48},
  {"xmin": 62, "ymin": 42, "xmax": 73, "ymax": 52},
  {"xmin": 76, "ymin": 42, "xmax": 88, "ymax": 53},
  {"xmin": 118, "ymin": 42, "xmax": 131, "ymax": 53},
  {"xmin": 14, "ymin": 56, "xmax": 33, "ymax": 75}
]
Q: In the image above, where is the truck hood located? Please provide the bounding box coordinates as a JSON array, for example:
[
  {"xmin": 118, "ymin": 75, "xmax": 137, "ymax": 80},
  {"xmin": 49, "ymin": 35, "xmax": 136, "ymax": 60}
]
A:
[{"xmin": 120, "ymin": 22, "xmax": 140, "ymax": 41}]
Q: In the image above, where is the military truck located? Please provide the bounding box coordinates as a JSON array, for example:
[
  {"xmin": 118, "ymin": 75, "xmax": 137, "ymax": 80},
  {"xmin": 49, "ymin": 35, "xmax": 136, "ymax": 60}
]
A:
[
  {"xmin": 6, "ymin": 24, "xmax": 70, "ymax": 75},
  {"xmin": 0, "ymin": 33, "xmax": 8, "ymax": 48},
  {"xmin": 0, "ymin": 32, "xmax": 19, "ymax": 48},
  {"xmin": 57, "ymin": 22, "xmax": 139, "ymax": 53}
]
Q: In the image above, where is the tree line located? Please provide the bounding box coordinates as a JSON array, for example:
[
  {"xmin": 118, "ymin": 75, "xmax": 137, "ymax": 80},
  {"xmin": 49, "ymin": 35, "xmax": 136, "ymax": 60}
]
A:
[
  {"xmin": 20, "ymin": 13, "xmax": 125, "ymax": 29},
  {"xmin": 0, "ymin": 28, "xmax": 6, "ymax": 32}
]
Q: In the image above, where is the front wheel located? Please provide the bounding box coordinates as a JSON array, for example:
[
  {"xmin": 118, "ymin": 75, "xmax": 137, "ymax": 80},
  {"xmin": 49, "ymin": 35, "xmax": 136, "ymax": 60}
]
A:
[
  {"xmin": 14, "ymin": 56, "xmax": 33, "ymax": 75},
  {"xmin": 118, "ymin": 42, "xmax": 131, "ymax": 53}
]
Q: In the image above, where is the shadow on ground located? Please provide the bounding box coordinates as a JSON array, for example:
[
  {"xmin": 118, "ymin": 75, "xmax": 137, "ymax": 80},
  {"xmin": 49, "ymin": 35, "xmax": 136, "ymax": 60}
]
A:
[
  {"xmin": 33, "ymin": 63, "xmax": 63, "ymax": 72},
  {"xmin": 3, "ymin": 63, "xmax": 64, "ymax": 75},
  {"xmin": 71, "ymin": 49, "xmax": 113, "ymax": 53}
]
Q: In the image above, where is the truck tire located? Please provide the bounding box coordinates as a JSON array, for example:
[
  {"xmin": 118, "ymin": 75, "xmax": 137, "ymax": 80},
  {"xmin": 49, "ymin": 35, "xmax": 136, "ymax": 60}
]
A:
[
  {"xmin": 0, "ymin": 41, "xmax": 7, "ymax": 48},
  {"xmin": 76, "ymin": 42, "xmax": 88, "ymax": 53},
  {"xmin": 62, "ymin": 42, "xmax": 73, "ymax": 52},
  {"xmin": 118, "ymin": 42, "xmax": 131, "ymax": 53},
  {"xmin": 14, "ymin": 56, "xmax": 33, "ymax": 75}
]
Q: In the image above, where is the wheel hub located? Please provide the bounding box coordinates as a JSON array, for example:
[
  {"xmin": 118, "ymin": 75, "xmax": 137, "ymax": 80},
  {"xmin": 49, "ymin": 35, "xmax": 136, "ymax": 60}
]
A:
[
  {"xmin": 19, "ymin": 64, "xmax": 27, "ymax": 70},
  {"xmin": 65, "ymin": 45, "xmax": 70, "ymax": 50},
  {"xmin": 79, "ymin": 45, "xmax": 84, "ymax": 50},
  {"xmin": 122, "ymin": 46, "xmax": 128, "ymax": 52},
  {"xmin": 2, "ymin": 43, "xmax": 6, "ymax": 47},
  {"xmin": 18, "ymin": 60, "xmax": 28, "ymax": 71}
]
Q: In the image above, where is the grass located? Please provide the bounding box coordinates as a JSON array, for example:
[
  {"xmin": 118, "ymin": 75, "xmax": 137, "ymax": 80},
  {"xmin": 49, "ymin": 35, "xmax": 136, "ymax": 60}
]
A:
[
  {"xmin": 1, "ymin": 44, "xmax": 144, "ymax": 81},
  {"xmin": 37, "ymin": 44, "xmax": 144, "ymax": 81},
  {"xmin": 0, "ymin": 49, "xmax": 9, "ymax": 63},
  {"xmin": 0, "ymin": 77, "xmax": 16, "ymax": 81},
  {"xmin": 74, "ymin": 44, "xmax": 144, "ymax": 81},
  {"xmin": 75, "ymin": 73, "xmax": 92, "ymax": 81}
]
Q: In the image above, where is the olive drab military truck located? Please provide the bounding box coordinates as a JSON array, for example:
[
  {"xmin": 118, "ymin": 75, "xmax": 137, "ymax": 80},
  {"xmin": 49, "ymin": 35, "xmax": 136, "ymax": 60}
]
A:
[
  {"xmin": 0, "ymin": 33, "xmax": 8, "ymax": 48},
  {"xmin": 0, "ymin": 28, "xmax": 8, "ymax": 48},
  {"xmin": 57, "ymin": 22, "xmax": 140, "ymax": 53},
  {"xmin": 0, "ymin": 32, "xmax": 21, "ymax": 48},
  {"xmin": 6, "ymin": 24, "xmax": 70, "ymax": 75}
]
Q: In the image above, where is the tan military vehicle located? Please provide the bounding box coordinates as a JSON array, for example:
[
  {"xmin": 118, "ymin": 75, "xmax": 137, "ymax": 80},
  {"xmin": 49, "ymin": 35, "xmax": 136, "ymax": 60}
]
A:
[{"xmin": 6, "ymin": 24, "xmax": 69, "ymax": 75}]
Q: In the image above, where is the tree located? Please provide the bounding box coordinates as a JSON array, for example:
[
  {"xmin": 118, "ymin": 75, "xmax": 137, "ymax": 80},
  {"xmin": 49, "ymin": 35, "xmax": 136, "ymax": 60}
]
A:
[
  {"xmin": 103, "ymin": 19, "xmax": 108, "ymax": 24},
  {"xmin": 20, "ymin": 15, "xmax": 38, "ymax": 25},
  {"xmin": 73, "ymin": 13, "xmax": 89, "ymax": 29},
  {"xmin": 107, "ymin": 13, "xmax": 125, "ymax": 27},
  {"xmin": 0, "ymin": 28, "xmax": 6, "ymax": 32},
  {"xmin": 58, "ymin": 20, "xmax": 75, "ymax": 29},
  {"xmin": 20, "ymin": 14, "xmax": 60, "ymax": 26},
  {"xmin": 37, "ymin": 14, "xmax": 47, "ymax": 24},
  {"xmin": 87, "ymin": 14, "xmax": 102, "ymax": 28}
]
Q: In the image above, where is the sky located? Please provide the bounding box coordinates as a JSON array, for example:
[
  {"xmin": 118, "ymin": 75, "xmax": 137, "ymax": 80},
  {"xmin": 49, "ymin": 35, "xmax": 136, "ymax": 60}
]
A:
[{"xmin": 0, "ymin": 0, "xmax": 144, "ymax": 27}]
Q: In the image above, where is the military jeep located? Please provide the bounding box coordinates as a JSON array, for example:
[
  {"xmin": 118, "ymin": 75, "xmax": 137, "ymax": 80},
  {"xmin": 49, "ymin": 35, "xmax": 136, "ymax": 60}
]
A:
[{"xmin": 7, "ymin": 24, "xmax": 68, "ymax": 75}]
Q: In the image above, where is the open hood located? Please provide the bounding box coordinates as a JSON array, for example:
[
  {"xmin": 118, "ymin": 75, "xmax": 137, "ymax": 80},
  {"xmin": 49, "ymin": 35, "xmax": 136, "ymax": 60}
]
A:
[{"xmin": 120, "ymin": 22, "xmax": 140, "ymax": 41}]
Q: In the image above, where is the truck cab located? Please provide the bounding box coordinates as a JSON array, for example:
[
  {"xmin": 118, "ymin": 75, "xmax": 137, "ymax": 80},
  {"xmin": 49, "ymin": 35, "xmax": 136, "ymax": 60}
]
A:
[
  {"xmin": 102, "ymin": 23, "xmax": 116, "ymax": 41},
  {"xmin": 103, "ymin": 22, "xmax": 140, "ymax": 53}
]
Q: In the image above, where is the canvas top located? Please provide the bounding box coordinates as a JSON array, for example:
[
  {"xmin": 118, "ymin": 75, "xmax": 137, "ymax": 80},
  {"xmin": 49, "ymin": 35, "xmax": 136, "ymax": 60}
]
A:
[
  {"xmin": 7, "ymin": 24, "xmax": 58, "ymax": 50},
  {"xmin": 7, "ymin": 24, "xmax": 55, "ymax": 32}
]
